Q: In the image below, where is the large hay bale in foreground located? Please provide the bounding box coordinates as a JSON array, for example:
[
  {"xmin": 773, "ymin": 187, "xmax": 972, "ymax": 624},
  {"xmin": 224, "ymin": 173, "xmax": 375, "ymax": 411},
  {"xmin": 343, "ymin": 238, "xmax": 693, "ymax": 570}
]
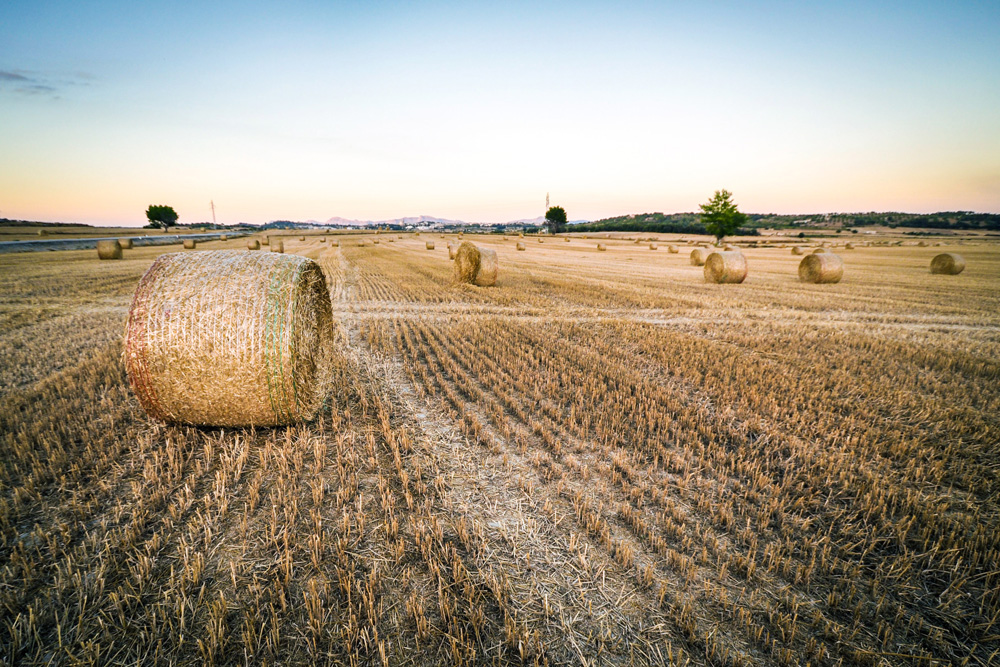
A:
[
  {"xmin": 124, "ymin": 251, "xmax": 334, "ymax": 426},
  {"xmin": 516, "ymin": 242, "xmax": 526, "ymax": 251},
  {"xmin": 97, "ymin": 240, "xmax": 122, "ymax": 260},
  {"xmin": 183, "ymin": 239, "xmax": 197, "ymax": 250},
  {"xmin": 118, "ymin": 238, "xmax": 134, "ymax": 249},
  {"xmin": 454, "ymin": 242, "xmax": 498, "ymax": 286},
  {"xmin": 690, "ymin": 248, "xmax": 710, "ymax": 266},
  {"xmin": 426, "ymin": 241, "xmax": 435, "ymax": 250},
  {"xmin": 271, "ymin": 240, "xmax": 284, "ymax": 253},
  {"xmin": 930, "ymin": 253, "xmax": 965, "ymax": 275},
  {"xmin": 798, "ymin": 253, "xmax": 844, "ymax": 284},
  {"xmin": 247, "ymin": 239, "xmax": 261, "ymax": 250},
  {"xmin": 703, "ymin": 251, "xmax": 748, "ymax": 283}
]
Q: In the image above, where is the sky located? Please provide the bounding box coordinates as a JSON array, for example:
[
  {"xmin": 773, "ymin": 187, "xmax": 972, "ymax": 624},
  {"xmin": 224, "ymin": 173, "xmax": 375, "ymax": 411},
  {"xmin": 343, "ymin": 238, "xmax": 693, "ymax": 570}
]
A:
[{"xmin": 1, "ymin": 1, "xmax": 998, "ymax": 226}]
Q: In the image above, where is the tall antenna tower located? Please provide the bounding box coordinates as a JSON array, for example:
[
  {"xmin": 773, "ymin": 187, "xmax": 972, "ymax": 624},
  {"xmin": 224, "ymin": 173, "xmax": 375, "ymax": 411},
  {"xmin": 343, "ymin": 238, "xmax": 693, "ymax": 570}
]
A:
[
  {"xmin": 545, "ymin": 192, "xmax": 549, "ymax": 210},
  {"xmin": 210, "ymin": 200, "xmax": 216, "ymax": 225}
]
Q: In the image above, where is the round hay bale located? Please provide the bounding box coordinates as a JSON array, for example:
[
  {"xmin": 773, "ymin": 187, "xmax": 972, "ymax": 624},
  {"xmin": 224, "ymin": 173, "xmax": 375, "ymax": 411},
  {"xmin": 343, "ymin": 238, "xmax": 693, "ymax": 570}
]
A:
[
  {"xmin": 124, "ymin": 250, "xmax": 334, "ymax": 426},
  {"xmin": 271, "ymin": 240, "xmax": 284, "ymax": 253},
  {"xmin": 357, "ymin": 240, "xmax": 366, "ymax": 247},
  {"xmin": 812, "ymin": 247, "xmax": 830, "ymax": 254},
  {"xmin": 320, "ymin": 237, "xmax": 326, "ymax": 243},
  {"xmin": 247, "ymin": 239, "xmax": 261, "ymax": 250},
  {"xmin": 516, "ymin": 242, "xmax": 526, "ymax": 251},
  {"xmin": 930, "ymin": 253, "xmax": 965, "ymax": 275},
  {"xmin": 220, "ymin": 234, "xmax": 228, "ymax": 242},
  {"xmin": 373, "ymin": 239, "xmax": 380, "ymax": 245},
  {"xmin": 689, "ymin": 248, "xmax": 710, "ymax": 266},
  {"xmin": 518, "ymin": 232, "xmax": 525, "ymax": 238},
  {"xmin": 426, "ymin": 241, "xmax": 435, "ymax": 250},
  {"xmin": 597, "ymin": 243, "xmax": 606, "ymax": 251},
  {"xmin": 667, "ymin": 245, "xmax": 678, "ymax": 253},
  {"xmin": 703, "ymin": 251, "xmax": 748, "ymax": 283},
  {"xmin": 917, "ymin": 240, "xmax": 928, "ymax": 247},
  {"xmin": 331, "ymin": 240, "xmax": 339, "ymax": 247},
  {"xmin": 723, "ymin": 245, "xmax": 736, "ymax": 251},
  {"xmin": 97, "ymin": 239, "xmax": 122, "ymax": 260},
  {"xmin": 844, "ymin": 242, "xmax": 854, "ymax": 250},
  {"xmin": 649, "ymin": 243, "xmax": 658, "ymax": 250},
  {"xmin": 454, "ymin": 242, "xmax": 498, "ymax": 286},
  {"xmin": 183, "ymin": 239, "xmax": 197, "ymax": 250},
  {"xmin": 798, "ymin": 253, "xmax": 844, "ymax": 284},
  {"xmin": 538, "ymin": 238, "xmax": 543, "ymax": 243},
  {"xmin": 262, "ymin": 237, "xmax": 269, "ymax": 246},
  {"xmin": 565, "ymin": 237, "xmax": 571, "ymax": 242},
  {"xmin": 791, "ymin": 246, "xmax": 805, "ymax": 255},
  {"xmin": 38, "ymin": 229, "xmax": 48, "ymax": 236},
  {"xmin": 119, "ymin": 238, "xmax": 134, "ymax": 249},
  {"xmin": 299, "ymin": 235, "xmax": 306, "ymax": 241},
  {"xmin": 448, "ymin": 244, "xmax": 457, "ymax": 259}
]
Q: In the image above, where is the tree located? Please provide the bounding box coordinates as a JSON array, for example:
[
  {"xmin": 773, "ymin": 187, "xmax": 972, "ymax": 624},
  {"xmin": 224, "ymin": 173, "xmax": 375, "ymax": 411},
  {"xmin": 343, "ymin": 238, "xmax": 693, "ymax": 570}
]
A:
[
  {"xmin": 145, "ymin": 205, "xmax": 179, "ymax": 229},
  {"xmin": 544, "ymin": 206, "xmax": 567, "ymax": 235},
  {"xmin": 699, "ymin": 190, "xmax": 747, "ymax": 245}
]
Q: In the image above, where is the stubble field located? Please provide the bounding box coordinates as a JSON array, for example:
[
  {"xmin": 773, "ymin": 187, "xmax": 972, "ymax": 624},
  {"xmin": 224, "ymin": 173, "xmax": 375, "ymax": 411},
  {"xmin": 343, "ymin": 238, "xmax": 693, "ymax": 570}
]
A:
[{"xmin": 1, "ymin": 233, "xmax": 998, "ymax": 666}]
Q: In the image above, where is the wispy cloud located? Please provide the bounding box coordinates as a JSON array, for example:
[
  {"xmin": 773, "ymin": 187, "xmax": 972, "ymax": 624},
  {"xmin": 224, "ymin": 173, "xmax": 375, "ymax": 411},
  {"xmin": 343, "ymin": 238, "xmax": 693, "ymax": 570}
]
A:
[{"xmin": 0, "ymin": 69, "xmax": 92, "ymax": 98}]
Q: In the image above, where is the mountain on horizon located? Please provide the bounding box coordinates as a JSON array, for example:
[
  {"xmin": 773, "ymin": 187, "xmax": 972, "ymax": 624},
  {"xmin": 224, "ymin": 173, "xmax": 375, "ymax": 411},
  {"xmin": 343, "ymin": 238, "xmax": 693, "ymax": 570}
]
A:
[{"xmin": 321, "ymin": 214, "xmax": 568, "ymax": 227}]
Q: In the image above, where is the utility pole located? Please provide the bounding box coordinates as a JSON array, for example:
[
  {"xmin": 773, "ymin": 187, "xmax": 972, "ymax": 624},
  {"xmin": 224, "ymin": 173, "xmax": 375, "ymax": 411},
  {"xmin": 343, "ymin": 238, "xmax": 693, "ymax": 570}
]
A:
[
  {"xmin": 210, "ymin": 200, "xmax": 216, "ymax": 226},
  {"xmin": 545, "ymin": 192, "xmax": 549, "ymax": 210}
]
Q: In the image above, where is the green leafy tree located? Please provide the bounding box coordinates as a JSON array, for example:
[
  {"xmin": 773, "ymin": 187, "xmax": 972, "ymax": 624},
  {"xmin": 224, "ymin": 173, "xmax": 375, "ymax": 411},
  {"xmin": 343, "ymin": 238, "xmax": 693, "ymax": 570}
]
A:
[
  {"xmin": 544, "ymin": 206, "xmax": 567, "ymax": 235},
  {"xmin": 699, "ymin": 190, "xmax": 747, "ymax": 245},
  {"xmin": 145, "ymin": 205, "xmax": 179, "ymax": 229}
]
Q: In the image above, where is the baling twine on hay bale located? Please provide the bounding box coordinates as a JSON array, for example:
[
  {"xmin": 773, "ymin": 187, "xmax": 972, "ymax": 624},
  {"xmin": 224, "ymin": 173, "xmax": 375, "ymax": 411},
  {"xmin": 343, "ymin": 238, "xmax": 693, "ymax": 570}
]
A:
[
  {"xmin": 119, "ymin": 238, "xmax": 134, "ymax": 249},
  {"xmin": 97, "ymin": 240, "xmax": 122, "ymax": 260},
  {"xmin": 703, "ymin": 250, "xmax": 748, "ymax": 283},
  {"xmin": 123, "ymin": 250, "xmax": 334, "ymax": 426},
  {"xmin": 454, "ymin": 242, "xmax": 498, "ymax": 286},
  {"xmin": 271, "ymin": 240, "xmax": 284, "ymax": 253},
  {"xmin": 247, "ymin": 239, "xmax": 261, "ymax": 250},
  {"xmin": 798, "ymin": 253, "xmax": 844, "ymax": 284},
  {"xmin": 183, "ymin": 239, "xmax": 197, "ymax": 250},
  {"xmin": 930, "ymin": 253, "xmax": 965, "ymax": 275},
  {"xmin": 689, "ymin": 247, "xmax": 711, "ymax": 266}
]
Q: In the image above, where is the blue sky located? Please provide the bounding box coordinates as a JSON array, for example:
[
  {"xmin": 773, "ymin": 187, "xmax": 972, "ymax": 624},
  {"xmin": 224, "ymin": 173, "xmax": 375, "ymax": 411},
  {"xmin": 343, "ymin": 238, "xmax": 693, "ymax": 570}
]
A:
[{"xmin": 1, "ymin": 1, "xmax": 998, "ymax": 225}]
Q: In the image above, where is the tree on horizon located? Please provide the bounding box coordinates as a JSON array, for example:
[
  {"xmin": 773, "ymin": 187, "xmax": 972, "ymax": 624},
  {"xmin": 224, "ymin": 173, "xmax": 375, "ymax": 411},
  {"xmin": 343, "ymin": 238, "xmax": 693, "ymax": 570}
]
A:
[
  {"xmin": 545, "ymin": 206, "xmax": 567, "ymax": 234},
  {"xmin": 145, "ymin": 205, "xmax": 178, "ymax": 229},
  {"xmin": 699, "ymin": 190, "xmax": 747, "ymax": 245}
]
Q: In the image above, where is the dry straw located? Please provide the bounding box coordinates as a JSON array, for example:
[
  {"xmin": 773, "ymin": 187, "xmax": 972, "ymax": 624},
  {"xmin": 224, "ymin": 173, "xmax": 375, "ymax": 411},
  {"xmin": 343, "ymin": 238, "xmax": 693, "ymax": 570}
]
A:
[
  {"xmin": 454, "ymin": 242, "xmax": 498, "ymax": 286},
  {"xmin": 798, "ymin": 252, "xmax": 844, "ymax": 283},
  {"xmin": 271, "ymin": 240, "xmax": 284, "ymax": 253},
  {"xmin": 426, "ymin": 241, "xmax": 435, "ymax": 250},
  {"xmin": 516, "ymin": 242, "xmax": 526, "ymax": 251},
  {"xmin": 723, "ymin": 245, "xmax": 736, "ymax": 251},
  {"xmin": 930, "ymin": 253, "xmax": 965, "ymax": 275},
  {"xmin": 791, "ymin": 246, "xmax": 805, "ymax": 255},
  {"xmin": 247, "ymin": 239, "xmax": 261, "ymax": 250},
  {"xmin": 262, "ymin": 237, "xmax": 270, "ymax": 246},
  {"xmin": 119, "ymin": 238, "xmax": 134, "ymax": 249},
  {"xmin": 299, "ymin": 236, "xmax": 306, "ymax": 241},
  {"xmin": 183, "ymin": 239, "xmax": 197, "ymax": 250},
  {"xmin": 689, "ymin": 247, "xmax": 710, "ymax": 266},
  {"xmin": 97, "ymin": 240, "xmax": 122, "ymax": 260},
  {"xmin": 373, "ymin": 239, "xmax": 380, "ymax": 245},
  {"xmin": 124, "ymin": 250, "xmax": 334, "ymax": 426},
  {"xmin": 703, "ymin": 250, "xmax": 748, "ymax": 283},
  {"xmin": 668, "ymin": 245, "xmax": 678, "ymax": 253},
  {"xmin": 844, "ymin": 242, "xmax": 854, "ymax": 250},
  {"xmin": 448, "ymin": 243, "xmax": 457, "ymax": 259},
  {"xmin": 597, "ymin": 243, "xmax": 606, "ymax": 251},
  {"xmin": 649, "ymin": 243, "xmax": 658, "ymax": 250},
  {"xmin": 320, "ymin": 237, "xmax": 326, "ymax": 243},
  {"xmin": 331, "ymin": 239, "xmax": 339, "ymax": 247}
]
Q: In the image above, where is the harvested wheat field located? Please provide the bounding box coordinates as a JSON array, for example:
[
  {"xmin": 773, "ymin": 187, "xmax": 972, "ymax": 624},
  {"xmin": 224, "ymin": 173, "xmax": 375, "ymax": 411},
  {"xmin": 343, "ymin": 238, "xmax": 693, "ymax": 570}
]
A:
[{"xmin": 2, "ymin": 234, "xmax": 1000, "ymax": 666}]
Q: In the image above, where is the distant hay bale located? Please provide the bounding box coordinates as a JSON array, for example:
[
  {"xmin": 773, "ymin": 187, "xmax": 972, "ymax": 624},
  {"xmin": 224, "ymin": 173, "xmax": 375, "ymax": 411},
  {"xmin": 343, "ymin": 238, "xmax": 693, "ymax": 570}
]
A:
[
  {"xmin": 357, "ymin": 240, "xmax": 366, "ymax": 247},
  {"xmin": 119, "ymin": 238, "xmax": 134, "ymax": 249},
  {"xmin": 220, "ymin": 234, "xmax": 228, "ymax": 242},
  {"xmin": 703, "ymin": 251, "xmax": 748, "ymax": 283},
  {"xmin": 415, "ymin": 231, "xmax": 420, "ymax": 236},
  {"xmin": 538, "ymin": 238, "xmax": 543, "ymax": 243},
  {"xmin": 426, "ymin": 241, "xmax": 435, "ymax": 250},
  {"xmin": 723, "ymin": 245, "xmax": 736, "ymax": 251},
  {"xmin": 812, "ymin": 247, "xmax": 830, "ymax": 254},
  {"xmin": 597, "ymin": 243, "xmax": 606, "ymax": 251},
  {"xmin": 649, "ymin": 243, "xmax": 658, "ymax": 250},
  {"xmin": 791, "ymin": 246, "xmax": 805, "ymax": 255},
  {"xmin": 271, "ymin": 240, "xmax": 284, "ymax": 253},
  {"xmin": 454, "ymin": 242, "xmax": 498, "ymax": 286},
  {"xmin": 97, "ymin": 240, "xmax": 122, "ymax": 260},
  {"xmin": 373, "ymin": 238, "xmax": 380, "ymax": 245},
  {"xmin": 798, "ymin": 253, "xmax": 844, "ymax": 284},
  {"xmin": 124, "ymin": 250, "xmax": 334, "ymax": 426},
  {"xmin": 917, "ymin": 240, "xmax": 928, "ymax": 247},
  {"xmin": 319, "ymin": 237, "xmax": 326, "ymax": 243},
  {"xmin": 844, "ymin": 242, "xmax": 854, "ymax": 250},
  {"xmin": 331, "ymin": 239, "xmax": 339, "ymax": 247},
  {"xmin": 565, "ymin": 237, "xmax": 571, "ymax": 242},
  {"xmin": 519, "ymin": 232, "xmax": 524, "ymax": 238},
  {"xmin": 183, "ymin": 239, "xmax": 197, "ymax": 250},
  {"xmin": 247, "ymin": 239, "xmax": 261, "ymax": 250},
  {"xmin": 299, "ymin": 235, "xmax": 306, "ymax": 241},
  {"xmin": 516, "ymin": 242, "xmax": 526, "ymax": 251},
  {"xmin": 689, "ymin": 248, "xmax": 711, "ymax": 266},
  {"xmin": 448, "ymin": 244, "xmax": 457, "ymax": 259},
  {"xmin": 930, "ymin": 253, "xmax": 965, "ymax": 275},
  {"xmin": 668, "ymin": 245, "xmax": 678, "ymax": 253},
  {"xmin": 38, "ymin": 229, "xmax": 48, "ymax": 236},
  {"xmin": 262, "ymin": 237, "xmax": 270, "ymax": 246}
]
